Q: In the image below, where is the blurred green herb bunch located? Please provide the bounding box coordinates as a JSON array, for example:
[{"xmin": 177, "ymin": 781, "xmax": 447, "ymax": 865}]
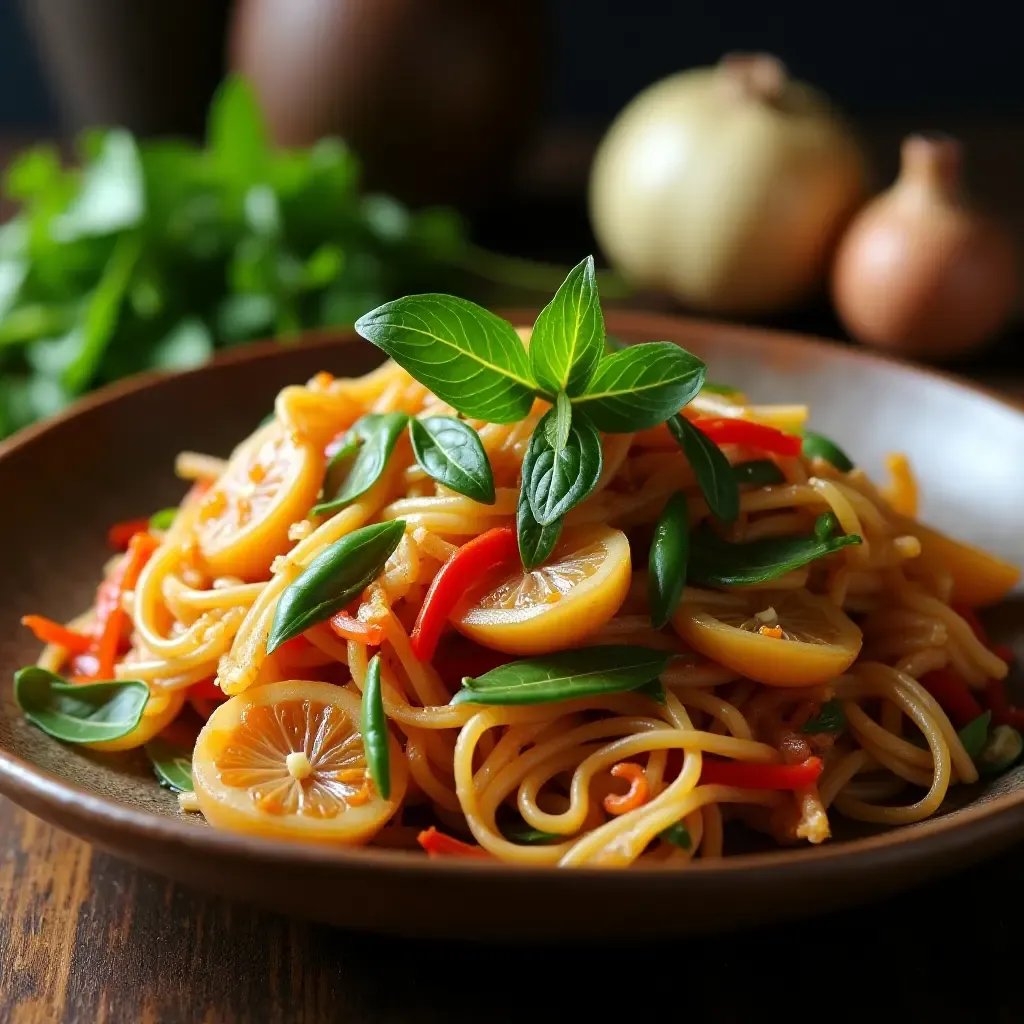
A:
[{"xmin": 0, "ymin": 75, "xmax": 581, "ymax": 438}]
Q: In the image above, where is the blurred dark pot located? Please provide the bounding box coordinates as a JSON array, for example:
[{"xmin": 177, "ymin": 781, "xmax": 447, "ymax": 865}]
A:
[
  {"xmin": 22, "ymin": 0, "xmax": 232, "ymax": 138},
  {"xmin": 230, "ymin": 0, "xmax": 551, "ymax": 208}
]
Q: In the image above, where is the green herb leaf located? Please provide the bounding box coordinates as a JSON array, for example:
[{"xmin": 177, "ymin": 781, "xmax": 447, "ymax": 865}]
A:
[
  {"xmin": 522, "ymin": 406, "xmax": 603, "ymax": 527},
  {"xmin": 408, "ymin": 415, "xmax": 495, "ymax": 504},
  {"xmin": 659, "ymin": 822, "xmax": 692, "ymax": 849},
  {"xmin": 355, "ymin": 295, "xmax": 536, "ymax": 424},
  {"xmin": 547, "ymin": 390, "xmax": 573, "ymax": 452},
  {"xmin": 688, "ymin": 514, "xmax": 862, "ymax": 587},
  {"xmin": 312, "ymin": 412, "xmax": 408, "ymax": 517},
  {"xmin": 267, "ymin": 520, "xmax": 406, "ymax": 652},
  {"xmin": 958, "ymin": 711, "xmax": 992, "ymax": 761},
  {"xmin": 208, "ymin": 75, "xmax": 270, "ymax": 185},
  {"xmin": 977, "ymin": 724, "xmax": 1024, "ymax": 776},
  {"xmin": 573, "ymin": 342, "xmax": 706, "ymax": 433},
  {"xmin": 149, "ymin": 507, "xmax": 177, "ymax": 531},
  {"xmin": 14, "ymin": 666, "xmax": 149, "ymax": 744},
  {"xmin": 498, "ymin": 812, "xmax": 563, "ymax": 845},
  {"xmin": 667, "ymin": 414, "xmax": 740, "ymax": 525},
  {"xmin": 649, "ymin": 492, "xmax": 690, "ymax": 630},
  {"xmin": 733, "ymin": 460, "xmax": 785, "ymax": 486},
  {"xmin": 800, "ymin": 698, "xmax": 847, "ymax": 734},
  {"xmin": 362, "ymin": 654, "xmax": 391, "ymax": 800},
  {"xmin": 516, "ymin": 487, "xmax": 562, "ymax": 571},
  {"xmin": 452, "ymin": 646, "xmax": 670, "ymax": 706},
  {"xmin": 144, "ymin": 737, "xmax": 194, "ymax": 793},
  {"xmin": 802, "ymin": 430, "xmax": 855, "ymax": 472},
  {"xmin": 528, "ymin": 255, "xmax": 604, "ymax": 397}
]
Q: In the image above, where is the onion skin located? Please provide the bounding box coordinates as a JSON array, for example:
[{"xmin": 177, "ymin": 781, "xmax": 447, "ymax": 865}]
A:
[
  {"xmin": 589, "ymin": 53, "xmax": 868, "ymax": 316},
  {"xmin": 831, "ymin": 134, "xmax": 1018, "ymax": 360}
]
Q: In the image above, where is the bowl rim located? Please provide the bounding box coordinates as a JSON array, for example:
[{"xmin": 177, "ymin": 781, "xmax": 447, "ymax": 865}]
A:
[{"xmin": 2, "ymin": 307, "xmax": 1023, "ymax": 882}]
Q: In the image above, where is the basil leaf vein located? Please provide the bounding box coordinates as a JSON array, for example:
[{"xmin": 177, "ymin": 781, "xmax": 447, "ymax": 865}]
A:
[
  {"xmin": 529, "ymin": 255, "xmax": 604, "ymax": 397},
  {"xmin": 14, "ymin": 666, "xmax": 149, "ymax": 743},
  {"xmin": 312, "ymin": 412, "xmax": 408, "ymax": 516},
  {"xmin": 355, "ymin": 295, "xmax": 536, "ymax": 424},
  {"xmin": 452, "ymin": 646, "xmax": 671, "ymax": 706},
  {"xmin": 667, "ymin": 414, "xmax": 740, "ymax": 525},
  {"xmin": 362, "ymin": 654, "xmax": 391, "ymax": 800},
  {"xmin": 408, "ymin": 415, "xmax": 495, "ymax": 504},
  {"xmin": 522, "ymin": 405, "xmax": 602, "ymax": 527},
  {"xmin": 267, "ymin": 520, "xmax": 406, "ymax": 652},
  {"xmin": 573, "ymin": 342, "xmax": 706, "ymax": 433},
  {"xmin": 649, "ymin": 492, "xmax": 690, "ymax": 630},
  {"xmin": 688, "ymin": 514, "xmax": 862, "ymax": 587}
]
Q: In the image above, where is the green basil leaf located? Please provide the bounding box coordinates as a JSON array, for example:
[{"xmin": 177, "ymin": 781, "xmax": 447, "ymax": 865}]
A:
[
  {"xmin": 733, "ymin": 460, "xmax": 785, "ymax": 486},
  {"xmin": 145, "ymin": 737, "xmax": 194, "ymax": 793},
  {"xmin": 14, "ymin": 666, "xmax": 149, "ymax": 743},
  {"xmin": 529, "ymin": 255, "xmax": 604, "ymax": 397},
  {"xmin": 667, "ymin": 414, "xmax": 739, "ymax": 525},
  {"xmin": 978, "ymin": 724, "xmax": 1024, "ymax": 776},
  {"xmin": 649, "ymin": 492, "xmax": 690, "ymax": 630},
  {"xmin": 636, "ymin": 677, "xmax": 667, "ymax": 704},
  {"xmin": 688, "ymin": 514, "xmax": 862, "ymax": 587},
  {"xmin": 497, "ymin": 808, "xmax": 563, "ymax": 845},
  {"xmin": 149, "ymin": 507, "xmax": 177, "ymax": 531},
  {"xmin": 547, "ymin": 390, "xmax": 573, "ymax": 452},
  {"xmin": 659, "ymin": 822, "xmax": 692, "ymax": 849},
  {"xmin": 958, "ymin": 710, "xmax": 992, "ymax": 761},
  {"xmin": 408, "ymin": 415, "xmax": 495, "ymax": 504},
  {"xmin": 573, "ymin": 342, "xmax": 706, "ymax": 432},
  {"xmin": 522, "ymin": 406, "xmax": 602, "ymax": 527},
  {"xmin": 208, "ymin": 75, "xmax": 270, "ymax": 185},
  {"xmin": 701, "ymin": 381, "xmax": 741, "ymax": 397},
  {"xmin": 800, "ymin": 698, "xmax": 847, "ymax": 734},
  {"xmin": 267, "ymin": 520, "xmax": 406, "ymax": 652},
  {"xmin": 355, "ymin": 295, "xmax": 536, "ymax": 424},
  {"xmin": 451, "ymin": 645, "xmax": 671, "ymax": 706},
  {"xmin": 802, "ymin": 430, "xmax": 855, "ymax": 472},
  {"xmin": 517, "ymin": 486, "xmax": 562, "ymax": 571},
  {"xmin": 362, "ymin": 654, "xmax": 391, "ymax": 800},
  {"xmin": 312, "ymin": 412, "xmax": 408, "ymax": 517}
]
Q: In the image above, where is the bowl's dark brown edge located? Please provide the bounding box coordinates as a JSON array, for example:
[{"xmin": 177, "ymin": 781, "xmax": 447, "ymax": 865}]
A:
[{"xmin": 2, "ymin": 308, "xmax": 1024, "ymax": 885}]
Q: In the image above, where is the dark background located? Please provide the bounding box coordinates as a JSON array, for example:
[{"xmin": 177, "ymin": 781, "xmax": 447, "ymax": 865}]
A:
[{"xmin": 2, "ymin": 1, "xmax": 1022, "ymax": 133}]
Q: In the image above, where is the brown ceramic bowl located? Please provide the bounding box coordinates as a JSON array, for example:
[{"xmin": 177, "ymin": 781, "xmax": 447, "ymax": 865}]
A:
[{"xmin": 1, "ymin": 311, "xmax": 1023, "ymax": 941}]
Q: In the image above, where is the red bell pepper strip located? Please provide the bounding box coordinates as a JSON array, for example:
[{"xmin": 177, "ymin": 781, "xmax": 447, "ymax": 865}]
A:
[
  {"xmin": 91, "ymin": 532, "xmax": 160, "ymax": 680},
  {"xmin": 689, "ymin": 417, "xmax": 802, "ymax": 457},
  {"xmin": 920, "ymin": 668, "xmax": 984, "ymax": 727},
  {"xmin": 410, "ymin": 526, "xmax": 519, "ymax": 662},
  {"xmin": 417, "ymin": 826, "xmax": 491, "ymax": 859},
  {"xmin": 330, "ymin": 610, "xmax": 385, "ymax": 646},
  {"xmin": 189, "ymin": 678, "xmax": 227, "ymax": 703},
  {"xmin": 700, "ymin": 756, "xmax": 823, "ymax": 790},
  {"xmin": 107, "ymin": 518, "xmax": 152, "ymax": 551},
  {"xmin": 20, "ymin": 615, "xmax": 94, "ymax": 654}
]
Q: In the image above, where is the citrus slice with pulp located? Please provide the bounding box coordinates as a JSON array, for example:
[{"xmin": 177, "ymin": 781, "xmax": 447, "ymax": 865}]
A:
[
  {"xmin": 451, "ymin": 524, "xmax": 631, "ymax": 656},
  {"xmin": 671, "ymin": 588, "xmax": 862, "ymax": 687},
  {"xmin": 191, "ymin": 680, "xmax": 405, "ymax": 845},
  {"xmin": 195, "ymin": 423, "xmax": 323, "ymax": 581}
]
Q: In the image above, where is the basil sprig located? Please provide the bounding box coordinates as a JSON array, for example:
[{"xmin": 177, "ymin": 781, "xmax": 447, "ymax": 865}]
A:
[
  {"xmin": 14, "ymin": 666, "xmax": 149, "ymax": 743},
  {"xmin": 145, "ymin": 737, "xmax": 194, "ymax": 792},
  {"xmin": 688, "ymin": 513, "xmax": 862, "ymax": 587},
  {"xmin": 649, "ymin": 492, "xmax": 690, "ymax": 630},
  {"xmin": 522, "ymin": 404, "xmax": 603, "ymax": 527},
  {"xmin": 667, "ymin": 414, "xmax": 740, "ymax": 525},
  {"xmin": 408, "ymin": 415, "xmax": 495, "ymax": 504},
  {"xmin": 267, "ymin": 520, "xmax": 406, "ymax": 652},
  {"xmin": 802, "ymin": 430, "xmax": 855, "ymax": 472},
  {"xmin": 733, "ymin": 460, "xmax": 785, "ymax": 486},
  {"xmin": 313, "ymin": 412, "xmax": 408, "ymax": 516},
  {"xmin": 362, "ymin": 654, "xmax": 391, "ymax": 799},
  {"xmin": 451, "ymin": 645, "xmax": 670, "ymax": 706},
  {"xmin": 529, "ymin": 255, "xmax": 604, "ymax": 397},
  {"xmin": 801, "ymin": 698, "xmax": 846, "ymax": 735}
]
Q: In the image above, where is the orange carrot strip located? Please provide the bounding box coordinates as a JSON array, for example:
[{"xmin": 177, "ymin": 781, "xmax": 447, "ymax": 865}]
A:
[
  {"xmin": 20, "ymin": 615, "xmax": 94, "ymax": 654},
  {"xmin": 603, "ymin": 762, "xmax": 650, "ymax": 815},
  {"xmin": 329, "ymin": 611, "xmax": 385, "ymax": 646},
  {"xmin": 417, "ymin": 826, "xmax": 491, "ymax": 859}
]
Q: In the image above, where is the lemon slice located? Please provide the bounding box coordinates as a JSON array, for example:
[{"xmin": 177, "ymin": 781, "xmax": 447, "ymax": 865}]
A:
[
  {"xmin": 192, "ymin": 680, "xmax": 406, "ymax": 845},
  {"xmin": 195, "ymin": 423, "xmax": 323, "ymax": 581},
  {"xmin": 87, "ymin": 687, "xmax": 187, "ymax": 752},
  {"xmin": 671, "ymin": 588, "xmax": 862, "ymax": 687},
  {"xmin": 452, "ymin": 524, "xmax": 631, "ymax": 656}
]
